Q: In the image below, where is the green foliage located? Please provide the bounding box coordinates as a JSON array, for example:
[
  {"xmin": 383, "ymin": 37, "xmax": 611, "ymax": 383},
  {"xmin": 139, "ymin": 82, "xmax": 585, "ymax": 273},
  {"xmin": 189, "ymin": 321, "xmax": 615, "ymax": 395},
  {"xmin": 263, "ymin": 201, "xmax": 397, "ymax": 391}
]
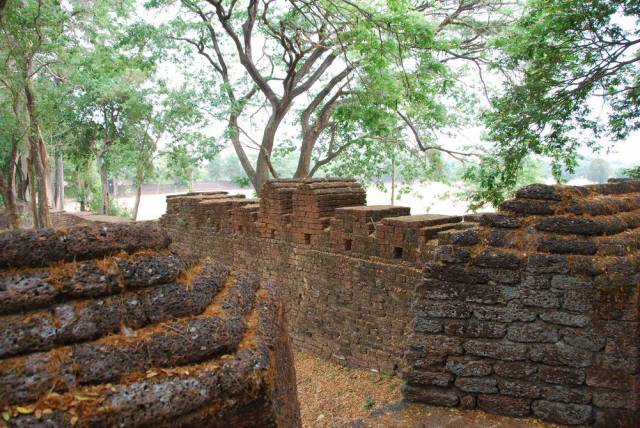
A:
[
  {"xmin": 364, "ymin": 398, "xmax": 375, "ymax": 410},
  {"xmin": 623, "ymin": 166, "xmax": 640, "ymax": 179},
  {"xmin": 477, "ymin": 0, "xmax": 640, "ymax": 205},
  {"xmin": 463, "ymin": 156, "xmax": 547, "ymax": 210}
]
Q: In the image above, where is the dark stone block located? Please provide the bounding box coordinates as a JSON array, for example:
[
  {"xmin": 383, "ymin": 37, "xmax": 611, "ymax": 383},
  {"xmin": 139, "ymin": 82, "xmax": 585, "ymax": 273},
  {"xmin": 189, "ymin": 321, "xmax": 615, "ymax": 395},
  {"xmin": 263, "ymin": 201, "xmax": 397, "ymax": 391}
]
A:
[
  {"xmin": 532, "ymin": 400, "xmax": 592, "ymax": 425},
  {"xmin": 498, "ymin": 379, "xmax": 542, "ymax": 398},
  {"xmin": 538, "ymin": 237, "xmax": 597, "ymax": 255},
  {"xmin": 527, "ymin": 253, "xmax": 570, "ymax": 274},
  {"xmin": 473, "ymin": 303, "xmax": 536, "ymax": 323},
  {"xmin": 419, "ymin": 301, "xmax": 472, "ymax": 319},
  {"xmin": 521, "ymin": 289, "xmax": 562, "ymax": 308},
  {"xmin": 493, "ymin": 362, "xmax": 537, "ymax": 379},
  {"xmin": 542, "ymin": 386, "xmax": 591, "ymax": 404},
  {"xmin": 500, "ymin": 199, "xmax": 556, "ymax": 215},
  {"xmin": 463, "ymin": 340, "xmax": 528, "ymax": 361},
  {"xmin": 473, "ymin": 249, "xmax": 523, "ymax": 270},
  {"xmin": 594, "ymin": 408, "xmax": 639, "ymax": 428},
  {"xmin": 445, "ymin": 356, "xmax": 492, "ymax": 377},
  {"xmin": 401, "ymin": 384, "xmax": 459, "ymax": 407},
  {"xmin": 477, "ymin": 394, "xmax": 531, "ymax": 417},
  {"xmin": 586, "ymin": 367, "xmax": 637, "ymax": 390},
  {"xmin": 507, "ymin": 323, "xmax": 559, "ymax": 343},
  {"xmin": 559, "ymin": 328, "xmax": 606, "ymax": 351},
  {"xmin": 480, "ymin": 214, "xmax": 522, "ymax": 229},
  {"xmin": 540, "ymin": 311, "xmax": 590, "ymax": 327},
  {"xmin": 404, "ymin": 368, "xmax": 453, "ymax": 387},
  {"xmin": 537, "ymin": 365, "xmax": 585, "ymax": 385},
  {"xmin": 455, "ymin": 377, "xmax": 498, "ymax": 393},
  {"xmin": 530, "ymin": 343, "xmax": 593, "ymax": 368}
]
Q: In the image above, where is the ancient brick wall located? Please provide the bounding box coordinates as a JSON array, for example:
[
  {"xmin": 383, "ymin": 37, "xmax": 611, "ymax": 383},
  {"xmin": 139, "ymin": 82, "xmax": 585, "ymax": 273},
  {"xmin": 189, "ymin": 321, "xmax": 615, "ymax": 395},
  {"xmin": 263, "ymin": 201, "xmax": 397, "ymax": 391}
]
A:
[
  {"xmin": 403, "ymin": 181, "xmax": 640, "ymax": 427},
  {"xmin": 161, "ymin": 180, "xmax": 472, "ymax": 373},
  {"xmin": 0, "ymin": 222, "xmax": 300, "ymax": 427}
]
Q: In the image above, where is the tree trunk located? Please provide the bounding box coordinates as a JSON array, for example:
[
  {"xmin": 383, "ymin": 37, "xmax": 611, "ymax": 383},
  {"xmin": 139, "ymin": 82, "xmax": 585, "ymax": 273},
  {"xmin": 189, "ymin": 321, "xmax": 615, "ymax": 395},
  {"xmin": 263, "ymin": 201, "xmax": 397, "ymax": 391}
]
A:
[
  {"xmin": 132, "ymin": 167, "xmax": 143, "ymax": 221},
  {"xmin": 96, "ymin": 151, "xmax": 110, "ymax": 215},
  {"xmin": 228, "ymin": 115, "xmax": 258, "ymax": 189},
  {"xmin": 17, "ymin": 155, "xmax": 28, "ymax": 202},
  {"xmin": 24, "ymin": 70, "xmax": 51, "ymax": 227},
  {"xmin": 0, "ymin": 140, "xmax": 21, "ymax": 229},
  {"xmin": 294, "ymin": 132, "xmax": 318, "ymax": 178},
  {"xmin": 254, "ymin": 107, "xmax": 289, "ymax": 194},
  {"xmin": 54, "ymin": 151, "xmax": 64, "ymax": 210},
  {"xmin": 26, "ymin": 155, "xmax": 40, "ymax": 228},
  {"xmin": 390, "ymin": 154, "xmax": 396, "ymax": 206}
]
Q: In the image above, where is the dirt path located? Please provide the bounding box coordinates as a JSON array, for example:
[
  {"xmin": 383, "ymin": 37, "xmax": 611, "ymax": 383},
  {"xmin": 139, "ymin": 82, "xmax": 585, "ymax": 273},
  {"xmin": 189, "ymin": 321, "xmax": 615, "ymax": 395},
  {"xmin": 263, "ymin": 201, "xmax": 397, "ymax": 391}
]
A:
[{"xmin": 294, "ymin": 351, "xmax": 556, "ymax": 428}]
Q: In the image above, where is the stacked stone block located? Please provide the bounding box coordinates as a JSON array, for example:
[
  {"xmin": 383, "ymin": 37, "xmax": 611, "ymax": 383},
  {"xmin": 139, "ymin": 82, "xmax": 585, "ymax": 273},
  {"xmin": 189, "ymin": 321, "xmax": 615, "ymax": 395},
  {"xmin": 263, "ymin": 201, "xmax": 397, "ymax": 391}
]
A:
[
  {"xmin": 375, "ymin": 214, "xmax": 466, "ymax": 264},
  {"xmin": 256, "ymin": 180, "xmax": 300, "ymax": 240},
  {"xmin": 231, "ymin": 203, "xmax": 261, "ymax": 236},
  {"xmin": 0, "ymin": 223, "xmax": 300, "ymax": 427},
  {"xmin": 403, "ymin": 180, "xmax": 640, "ymax": 427},
  {"xmin": 163, "ymin": 192, "xmax": 248, "ymax": 228},
  {"xmin": 329, "ymin": 205, "xmax": 411, "ymax": 255},
  {"xmin": 291, "ymin": 179, "xmax": 366, "ymax": 245},
  {"xmin": 198, "ymin": 197, "xmax": 259, "ymax": 232}
]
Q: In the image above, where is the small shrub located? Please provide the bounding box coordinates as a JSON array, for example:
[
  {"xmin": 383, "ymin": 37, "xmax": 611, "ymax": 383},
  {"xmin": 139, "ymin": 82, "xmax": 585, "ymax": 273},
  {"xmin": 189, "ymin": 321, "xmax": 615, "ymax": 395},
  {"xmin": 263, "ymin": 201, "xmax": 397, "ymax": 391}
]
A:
[{"xmin": 364, "ymin": 398, "xmax": 375, "ymax": 410}]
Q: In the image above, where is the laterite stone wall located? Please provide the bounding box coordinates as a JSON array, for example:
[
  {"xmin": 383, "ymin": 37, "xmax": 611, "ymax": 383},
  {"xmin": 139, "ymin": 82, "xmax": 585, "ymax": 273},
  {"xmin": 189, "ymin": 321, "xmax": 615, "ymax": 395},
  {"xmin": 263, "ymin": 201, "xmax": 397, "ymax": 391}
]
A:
[
  {"xmin": 0, "ymin": 222, "xmax": 300, "ymax": 427},
  {"xmin": 161, "ymin": 178, "xmax": 474, "ymax": 373},
  {"xmin": 404, "ymin": 180, "xmax": 640, "ymax": 427}
]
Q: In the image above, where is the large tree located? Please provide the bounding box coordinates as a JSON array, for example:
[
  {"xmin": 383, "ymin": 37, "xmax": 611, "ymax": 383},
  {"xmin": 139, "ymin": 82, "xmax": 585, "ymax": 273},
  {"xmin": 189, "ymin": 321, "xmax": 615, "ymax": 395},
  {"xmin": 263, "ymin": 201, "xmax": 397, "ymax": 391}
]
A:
[
  {"xmin": 473, "ymin": 0, "xmax": 640, "ymax": 206},
  {"xmin": 146, "ymin": 0, "xmax": 511, "ymax": 193}
]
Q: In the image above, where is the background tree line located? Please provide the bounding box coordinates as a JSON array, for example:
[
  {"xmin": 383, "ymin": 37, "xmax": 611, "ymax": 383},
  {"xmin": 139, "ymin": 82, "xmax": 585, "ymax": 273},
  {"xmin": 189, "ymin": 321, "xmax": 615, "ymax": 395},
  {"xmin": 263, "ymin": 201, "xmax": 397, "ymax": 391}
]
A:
[{"xmin": 1, "ymin": 0, "xmax": 638, "ymax": 229}]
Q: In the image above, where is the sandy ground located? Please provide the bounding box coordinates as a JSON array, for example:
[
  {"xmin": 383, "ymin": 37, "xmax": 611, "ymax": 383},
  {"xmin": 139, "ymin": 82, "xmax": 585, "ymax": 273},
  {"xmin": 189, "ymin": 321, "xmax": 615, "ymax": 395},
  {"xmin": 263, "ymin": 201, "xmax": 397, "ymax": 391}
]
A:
[
  {"xmin": 294, "ymin": 350, "xmax": 403, "ymax": 428},
  {"xmin": 294, "ymin": 350, "xmax": 556, "ymax": 428}
]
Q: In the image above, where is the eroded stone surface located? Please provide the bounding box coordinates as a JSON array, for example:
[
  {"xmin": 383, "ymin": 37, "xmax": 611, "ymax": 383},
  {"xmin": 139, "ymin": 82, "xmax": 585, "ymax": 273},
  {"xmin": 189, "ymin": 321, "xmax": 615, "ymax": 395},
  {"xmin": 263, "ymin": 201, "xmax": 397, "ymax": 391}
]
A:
[
  {"xmin": 404, "ymin": 180, "xmax": 640, "ymax": 427},
  {"xmin": 0, "ymin": 223, "xmax": 300, "ymax": 427}
]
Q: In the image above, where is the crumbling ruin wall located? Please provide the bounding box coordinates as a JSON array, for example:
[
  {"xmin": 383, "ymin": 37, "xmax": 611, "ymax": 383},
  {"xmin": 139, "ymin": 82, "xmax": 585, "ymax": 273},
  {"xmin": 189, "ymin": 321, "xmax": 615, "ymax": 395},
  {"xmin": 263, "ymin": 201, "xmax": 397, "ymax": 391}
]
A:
[
  {"xmin": 403, "ymin": 180, "xmax": 640, "ymax": 427},
  {"xmin": 161, "ymin": 179, "xmax": 473, "ymax": 373},
  {"xmin": 0, "ymin": 222, "xmax": 301, "ymax": 427}
]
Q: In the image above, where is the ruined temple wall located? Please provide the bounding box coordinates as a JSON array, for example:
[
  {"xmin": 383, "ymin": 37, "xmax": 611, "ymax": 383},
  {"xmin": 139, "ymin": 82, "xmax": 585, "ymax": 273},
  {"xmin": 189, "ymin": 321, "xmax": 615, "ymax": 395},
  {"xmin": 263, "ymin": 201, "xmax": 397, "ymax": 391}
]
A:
[
  {"xmin": 164, "ymin": 223, "xmax": 421, "ymax": 373},
  {"xmin": 403, "ymin": 181, "xmax": 640, "ymax": 427},
  {"xmin": 160, "ymin": 179, "xmax": 470, "ymax": 373}
]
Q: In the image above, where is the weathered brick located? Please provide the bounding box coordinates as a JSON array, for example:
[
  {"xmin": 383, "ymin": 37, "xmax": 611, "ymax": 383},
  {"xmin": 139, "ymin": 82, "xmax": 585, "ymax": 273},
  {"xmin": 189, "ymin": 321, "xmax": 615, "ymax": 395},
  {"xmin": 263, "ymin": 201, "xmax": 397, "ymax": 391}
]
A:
[
  {"xmin": 530, "ymin": 343, "xmax": 593, "ymax": 368},
  {"xmin": 404, "ymin": 368, "xmax": 453, "ymax": 387},
  {"xmin": 416, "ymin": 335, "xmax": 464, "ymax": 356},
  {"xmin": 537, "ymin": 365, "xmax": 585, "ymax": 385},
  {"xmin": 463, "ymin": 340, "xmax": 529, "ymax": 361},
  {"xmin": 401, "ymin": 384, "xmax": 459, "ymax": 407},
  {"xmin": 419, "ymin": 302, "xmax": 472, "ymax": 319},
  {"xmin": 507, "ymin": 323, "xmax": 559, "ymax": 343},
  {"xmin": 542, "ymin": 386, "xmax": 591, "ymax": 404},
  {"xmin": 532, "ymin": 400, "xmax": 593, "ymax": 425},
  {"xmin": 498, "ymin": 379, "xmax": 542, "ymax": 398},
  {"xmin": 455, "ymin": 377, "xmax": 498, "ymax": 393},
  {"xmin": 521, "ymin": 289, "xmax": 562, "ymax": 308},
  {"xmin": 493, "ymin": 362, "xmax": 537, "ymax": 379},
  {"xmin": 473, "ymin": 249, "xmax": 523, "ymax": 269},
  {"xmin": 586, "ymin": 367, "xmax": 637, "ymax": 390},
  {"xmin": 477, "ymin": 394, "xmax": 532, "ymax": 417},
  {"xmin": 445, "ymin": 356, "xmax": 492, "ymax": 377},
  {"xmin": 593, "ymin": 390, "xmax": 636, "ymax": 410},
  {"xmin": 540, "ymin": 311, "xmax": 590, "ymax": 327},
  {"xmin": 560, "ymin": 328, "xmax": 606, "ymax": 351},
  {"xmin": 473, "ymin": 303, "xmax": 536, "ymax": 323}
]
